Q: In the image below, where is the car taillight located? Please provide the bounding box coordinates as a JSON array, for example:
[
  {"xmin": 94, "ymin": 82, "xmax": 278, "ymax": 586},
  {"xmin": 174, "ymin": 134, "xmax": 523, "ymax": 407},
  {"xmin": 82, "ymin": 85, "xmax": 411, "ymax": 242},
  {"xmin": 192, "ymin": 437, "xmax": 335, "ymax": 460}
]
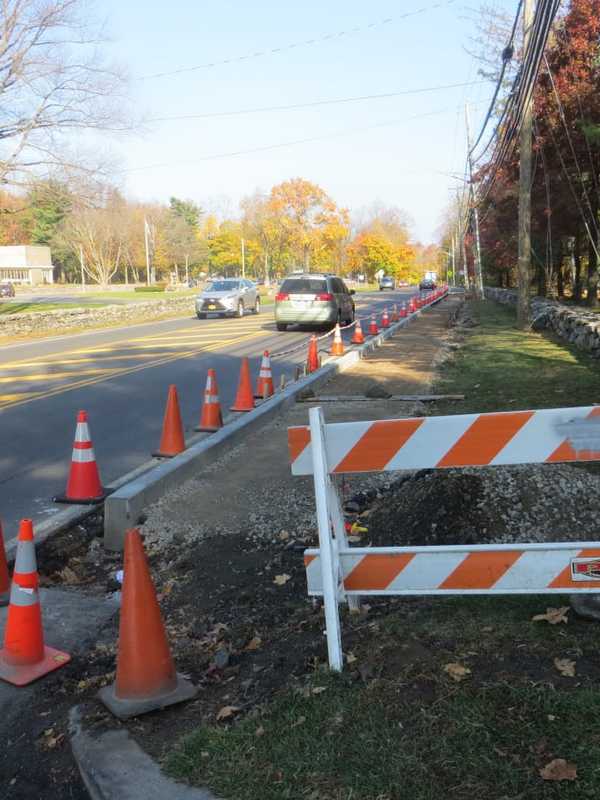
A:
[
  {"xmin": 315, "ymin": 292, "xmax": 334, "ymax": 301},
  {"xmin": 275, "ymin": 292, "xmax": 289, "ymax": 302}
]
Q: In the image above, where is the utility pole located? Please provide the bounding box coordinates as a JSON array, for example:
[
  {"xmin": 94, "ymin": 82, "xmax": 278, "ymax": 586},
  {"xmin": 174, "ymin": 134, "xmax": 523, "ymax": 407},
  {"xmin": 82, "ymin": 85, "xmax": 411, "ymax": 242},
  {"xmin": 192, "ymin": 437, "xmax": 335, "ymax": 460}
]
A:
[
  {"xmin": 451, "ymin": 235, "xmax": 456, "ymax": 286},
  {"xmin": 79, "ymin": 245, "xmax": 86, "ymax": 291},
  {"xmin": 517, "ymin": 0, "xmax": 534, "ymax": 329},
  {"xmin": 144, "ymin": 217, "xmax": 151, "ymax": 286},
  {"xmin": 241, "ymin": 237, "xmax": 246, "ymax": 279},
  {"xmin": 465, "ymin": 103, "xmax": 484, "ymax": 299}
]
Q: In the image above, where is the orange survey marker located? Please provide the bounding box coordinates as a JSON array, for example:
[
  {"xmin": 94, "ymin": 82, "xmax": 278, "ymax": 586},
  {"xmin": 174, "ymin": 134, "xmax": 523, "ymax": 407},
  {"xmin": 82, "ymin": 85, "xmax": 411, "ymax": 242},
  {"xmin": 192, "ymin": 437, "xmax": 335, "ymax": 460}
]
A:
[
  {"xmin": 0, "ymin": 521, "xmax": 9, "ymax": 606},
  {"xmin": 351, "ymin": 320, "xmax": 365, "ymax": 344},
  {"xmin": 306, "ymin": 335, "xmax": 319, "ymax": 373},
  {"xmin": 153, "ymin": 385, "xmax": 185, "ymax": 458},
  {"xmin": 98, "ymin": 528, "xmax": 197, "ymax": 719},
  {"xmin": 196, "ymin": 369, "xmax": 224, "ymax": 432},
  {"xmin": 368, "ymin": 315, "xmax": 379, "ymax": 335},
  {"xmin": 54, "ymin": 410, "xmax": 110, "ymax": 504},
  {"xmin": 330, "ymin": 323, "xmax": 344, "ymax": 356},
  {"xmin": 230, "ymin": 357, "xmax": 255, "ymax": 412},
  {"xmin": 255, "ymin": 351, "xmax": 274, "ymax": 399},
  {"xmin": 0, "ymin": 519, "xmax": 71, "ymax": 686}
]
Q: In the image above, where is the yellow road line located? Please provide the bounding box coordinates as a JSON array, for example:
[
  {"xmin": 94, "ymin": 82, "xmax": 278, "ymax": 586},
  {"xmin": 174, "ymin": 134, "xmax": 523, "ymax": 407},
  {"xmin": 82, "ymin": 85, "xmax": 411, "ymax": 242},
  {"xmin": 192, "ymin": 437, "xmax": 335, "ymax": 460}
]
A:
[
  {"xmin": 0, "ymin": 392, "xmax": 41, "ymax": 404},
  {"xmin": 0, "ymin": 368, "xmax": 121, "ymax": 384},
  {"xmin": 0, "ymin": 329, "xmax": 268, "ymax": 412}
]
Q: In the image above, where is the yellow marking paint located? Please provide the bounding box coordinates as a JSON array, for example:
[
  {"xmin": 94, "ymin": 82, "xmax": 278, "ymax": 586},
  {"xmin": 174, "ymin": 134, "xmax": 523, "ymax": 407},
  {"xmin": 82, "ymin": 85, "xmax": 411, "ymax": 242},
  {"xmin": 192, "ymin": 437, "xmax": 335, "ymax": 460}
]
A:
[
  {"xmin": 0, "ymin": 392, "xmax": 41, "ymax": 404},
  {"xmin": 0, "ymin": 329, "xmax": 268, "ymax": 411},
  {"xmin": 0, "ymin": 367, "xmax": 120, "ymax": 384}
]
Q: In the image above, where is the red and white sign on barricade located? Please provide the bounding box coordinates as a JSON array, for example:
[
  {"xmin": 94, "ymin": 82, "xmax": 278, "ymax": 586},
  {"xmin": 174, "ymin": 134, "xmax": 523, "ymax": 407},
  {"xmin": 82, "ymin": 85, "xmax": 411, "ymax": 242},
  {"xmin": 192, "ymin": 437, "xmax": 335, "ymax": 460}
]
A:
[{"xmin": 289, "ymin": 406, "xmax": 600, "ymax": 671}]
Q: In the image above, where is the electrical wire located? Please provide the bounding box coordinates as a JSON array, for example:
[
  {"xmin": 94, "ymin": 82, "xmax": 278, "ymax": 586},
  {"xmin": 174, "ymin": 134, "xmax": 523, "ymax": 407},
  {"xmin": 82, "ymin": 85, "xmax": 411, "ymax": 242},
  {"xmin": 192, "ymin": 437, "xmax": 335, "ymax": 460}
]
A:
[
  {"xmin": 146, "ymin": 79, "xmax": 487, "ymax": 123},
  {"xmin": 138, "ymin": 0, "xmax": 457, "ymax": 80}
]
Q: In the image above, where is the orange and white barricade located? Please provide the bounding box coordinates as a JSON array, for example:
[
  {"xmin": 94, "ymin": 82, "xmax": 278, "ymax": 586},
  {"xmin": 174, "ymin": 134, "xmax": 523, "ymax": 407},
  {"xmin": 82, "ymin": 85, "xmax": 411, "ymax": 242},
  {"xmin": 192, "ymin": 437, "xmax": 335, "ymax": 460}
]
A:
[{"xmin": 288, "ymin": 405, "xmax": 600, "ymax": 671}]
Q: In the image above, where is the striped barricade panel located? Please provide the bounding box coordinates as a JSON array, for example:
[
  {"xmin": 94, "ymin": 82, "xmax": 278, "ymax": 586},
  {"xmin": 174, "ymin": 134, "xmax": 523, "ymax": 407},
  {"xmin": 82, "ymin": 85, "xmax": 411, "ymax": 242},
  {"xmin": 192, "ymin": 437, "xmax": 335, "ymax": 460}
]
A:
[
  {"xmin": 304, "ymin": 543, "xmax": 600, "ymax": 596},
  {"xmin": 289, "ymin": 406, "xmax": 600, "ymax": 475}
]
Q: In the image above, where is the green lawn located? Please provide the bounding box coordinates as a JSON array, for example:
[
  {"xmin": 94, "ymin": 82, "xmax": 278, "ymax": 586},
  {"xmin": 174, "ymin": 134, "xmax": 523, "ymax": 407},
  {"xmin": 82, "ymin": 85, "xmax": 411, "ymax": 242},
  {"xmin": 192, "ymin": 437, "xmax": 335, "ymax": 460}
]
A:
[{"xmin": 433, "ymin": 300, "xmax": 600, "ymax": 415}]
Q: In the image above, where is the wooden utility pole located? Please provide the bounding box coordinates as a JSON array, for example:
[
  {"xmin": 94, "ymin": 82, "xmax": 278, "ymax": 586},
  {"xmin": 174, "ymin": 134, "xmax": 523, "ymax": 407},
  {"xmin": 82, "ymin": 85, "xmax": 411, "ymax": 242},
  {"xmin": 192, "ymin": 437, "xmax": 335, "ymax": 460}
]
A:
[
  {"xmin": 465, "ymin": 104, "xmax": 484, "ymax": 299},
  {"xmin": 517, "ymin": 0, "xmax": 535, "ymax": 328},
  {"xmin": 241, "ymin": 237, "xmax": 246, "ymax": 279}
]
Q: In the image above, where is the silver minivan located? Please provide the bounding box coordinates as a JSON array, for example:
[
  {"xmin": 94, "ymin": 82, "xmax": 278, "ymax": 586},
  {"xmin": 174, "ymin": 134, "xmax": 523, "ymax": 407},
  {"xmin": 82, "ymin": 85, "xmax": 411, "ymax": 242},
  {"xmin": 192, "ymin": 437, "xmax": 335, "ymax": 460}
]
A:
[{"xmin": 274, "ymin": 273, "xmax": 355, "ymax": 331}]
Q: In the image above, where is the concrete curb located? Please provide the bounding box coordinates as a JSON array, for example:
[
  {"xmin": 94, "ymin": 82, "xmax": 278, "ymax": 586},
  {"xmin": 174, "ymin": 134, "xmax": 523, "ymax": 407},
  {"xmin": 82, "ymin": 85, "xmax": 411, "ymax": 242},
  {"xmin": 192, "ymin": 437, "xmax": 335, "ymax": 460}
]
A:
[
  {"xmin": 103, "ymin": 293, "xmax": 449, "ymax": 550},
  {"xmin": 69, "ymin": 706, "xmax": 220, "ymax": 800}
]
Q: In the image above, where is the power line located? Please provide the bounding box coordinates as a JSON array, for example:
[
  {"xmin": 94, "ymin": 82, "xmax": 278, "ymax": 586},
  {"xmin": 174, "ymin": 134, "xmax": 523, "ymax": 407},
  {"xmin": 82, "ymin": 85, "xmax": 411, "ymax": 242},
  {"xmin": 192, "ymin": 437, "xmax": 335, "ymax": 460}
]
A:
[
  {"xmin": 138, "ymin": 0, "xmax": 458, "ymax": 81},
  {"xmin": 146, "ymin": 79, "xmax": 488, "ymax": 123},
  {"xmin": 124, "ymin": 103, "xmax": 482, "ymax": 174}
]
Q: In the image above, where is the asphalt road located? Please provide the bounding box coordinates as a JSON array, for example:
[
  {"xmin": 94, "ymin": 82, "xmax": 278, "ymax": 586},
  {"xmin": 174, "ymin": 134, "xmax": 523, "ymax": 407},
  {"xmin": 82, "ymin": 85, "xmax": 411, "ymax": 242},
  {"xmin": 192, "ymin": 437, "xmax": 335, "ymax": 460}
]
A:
[{"xmin": 0, "ymin": 288, "xmax": 414, "ymax": 538}]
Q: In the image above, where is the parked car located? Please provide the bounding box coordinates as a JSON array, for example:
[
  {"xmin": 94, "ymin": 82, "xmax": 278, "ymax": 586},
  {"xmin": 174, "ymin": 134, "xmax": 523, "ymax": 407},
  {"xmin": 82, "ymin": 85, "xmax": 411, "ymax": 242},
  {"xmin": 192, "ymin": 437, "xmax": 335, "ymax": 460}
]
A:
[
  {"xmin": 419, "ymin": 278, "xmax": 437, "ymax": 291},
  {"xmin": 0, "ymin": 282, "xmax": 15, "ymax": 298},
  {"xmin": 379, "ymin": 275, "xmax": 395, "ymax": 291},
  {"xmin": 196, "ymin": 278, "xmax": 260, "ymax": 319},
  {"xmin": 274, "ymin": 273, "xmax": 355, "ymax": 331}
]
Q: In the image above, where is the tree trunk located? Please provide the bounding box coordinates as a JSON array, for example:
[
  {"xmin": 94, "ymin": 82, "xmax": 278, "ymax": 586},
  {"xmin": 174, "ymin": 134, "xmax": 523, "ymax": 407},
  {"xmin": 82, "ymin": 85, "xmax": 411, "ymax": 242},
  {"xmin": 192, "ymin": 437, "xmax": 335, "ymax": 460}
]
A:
[
  {"xmin": 586, "ymin": 234, "xmax": 599, "ymax": 308},
  {"xmin": 573, "ymin": 234, "xmax": 582, "ymax": 302},
  {"xmin": 557, "ymin": 261, "xmax": 564, "ymax": 298}
]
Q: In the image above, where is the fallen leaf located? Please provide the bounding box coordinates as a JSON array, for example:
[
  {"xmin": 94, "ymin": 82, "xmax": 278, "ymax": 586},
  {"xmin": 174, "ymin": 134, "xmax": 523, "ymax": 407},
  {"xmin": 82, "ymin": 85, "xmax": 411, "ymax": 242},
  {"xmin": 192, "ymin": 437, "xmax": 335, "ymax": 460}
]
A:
[
  {"xmin": 44, "ymin": 733, "xmax": 65, "ymax": 750},
  {"xmin": 245, "ymin": 636, "xmax": 262, "ymax": 651},
  {"xmin": 539, "ymin": 758, "xmax": 577, "ymax": 781},
  {"xmin": 532, "ymin": 607, "xmax": 569, "ymax": 625},
  {"xmin": 273, "ymin": 574, "xmax": 291, "ymax": 586},
  {"xmin": 216, "ymin": 705, "xmax": 240, "ymax": 721},
  {"xmin": 482, "ymin": 626, "xmax": 494, "ymax": 633},
  {"xmin": 547, "ymin": 714, "xmax": 557, "ymax": 721},
  {"xmin": 255, "ymin": 725, "xmax": 265, "ymax": 737},
  {"xmin": 311, "ymin": 686, "xmax": 327, "ymax": 695},
  {"xmin": 59, "ymin": 566, "xmax": 80, "ymax": 585},
  {"xmin": 554, "ymin": 657, "xmax": 576, "ymax": 677},
  {"xmin": 291, "ymin": 716, "xmax": 306, "ymax": 728},
  {"xmin": 346, "ymin": 653, "xmax": 357, "ymax": 665},
  {"xmin": 443, "ymin": 662, "xmax": 472, "ymax": 682}
]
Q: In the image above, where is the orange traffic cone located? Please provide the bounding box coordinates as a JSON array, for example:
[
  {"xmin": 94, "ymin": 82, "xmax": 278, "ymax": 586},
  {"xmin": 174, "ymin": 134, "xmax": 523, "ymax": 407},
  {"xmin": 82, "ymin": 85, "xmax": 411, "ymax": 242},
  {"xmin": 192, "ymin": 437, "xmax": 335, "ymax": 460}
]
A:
[
  {"xmin": 381, "ymin": 308, "xmax": 390, "ymax": 328},
  {"xmin": 255, "ymin": 351, "xmax": 274, "ymax": 399},
  {"xmin": 0, "ymin": 521, "xmax": 9, "ymax": 607},
  {"xmin": 351, "ymin": 320, "xmax": 365, "ymax": 344},
  {"xmin": 0, "ymin": 520, "xmax": 71, "ymax": 686},
  {"xmin": 230, "ymin": 358, "xmax": 255, "ymax": 412},
  {"xmin": 153, "ymin": 385, "xmax": 185, "ymax": 458},
  {"xmin": 98, "ymin": 528, "xmax": 197, "ymax": 719},
  {"xmin": 306, "ymin": 335, "xmax": 319, "ymax": 373},
  {"xmin": 330, "ymin": 323, "xmax": 344, "ymax": 356},
  {"xmin": 368, "ymin": 315, "xmax": 379, "ymax": 335},
  {"xmin": 54, "ymin": 410, "xmax": 110, "ymax": 504},
  {"xmin": 391, "ymin": 304, "xmax": 399, "ymax": 322},
  {"xmin": 400, "ymin": 303, "xmax": 408, "ymax": 318},
  {"xmin": 196, "ymin": 369, "xmax": 224, "ymax": 432}
]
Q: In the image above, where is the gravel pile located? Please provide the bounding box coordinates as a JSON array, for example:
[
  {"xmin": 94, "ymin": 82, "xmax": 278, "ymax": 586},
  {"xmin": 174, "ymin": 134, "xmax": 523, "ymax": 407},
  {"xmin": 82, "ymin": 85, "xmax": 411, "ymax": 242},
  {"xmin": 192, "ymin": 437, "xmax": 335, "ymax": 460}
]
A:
[{"xmin": 362, "ymin": 463, "xmax": 600, "ymax": 547}]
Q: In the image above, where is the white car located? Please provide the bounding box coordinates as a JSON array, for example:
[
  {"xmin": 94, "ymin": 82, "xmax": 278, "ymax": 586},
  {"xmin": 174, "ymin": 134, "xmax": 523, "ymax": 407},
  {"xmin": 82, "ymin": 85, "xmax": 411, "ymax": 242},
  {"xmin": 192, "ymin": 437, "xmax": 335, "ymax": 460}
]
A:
[{"xmin": 196, "ymin": 279, "xmax": 260, "ymax": 319}]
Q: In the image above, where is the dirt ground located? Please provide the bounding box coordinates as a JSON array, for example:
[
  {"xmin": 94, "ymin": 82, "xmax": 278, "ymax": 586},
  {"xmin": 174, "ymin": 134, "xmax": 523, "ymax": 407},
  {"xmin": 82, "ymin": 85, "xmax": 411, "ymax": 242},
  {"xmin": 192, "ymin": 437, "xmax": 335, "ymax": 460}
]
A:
[{"xmin": 0, "ymin": 295, "xmax": 480, "ymax": 798}]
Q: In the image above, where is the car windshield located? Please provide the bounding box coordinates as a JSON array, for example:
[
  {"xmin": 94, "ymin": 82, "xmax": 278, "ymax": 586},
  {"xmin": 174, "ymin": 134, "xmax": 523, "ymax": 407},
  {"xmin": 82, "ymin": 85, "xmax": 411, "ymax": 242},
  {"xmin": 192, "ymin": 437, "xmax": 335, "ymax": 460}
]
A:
[
  {"xmin": 280, "ymin": 278, "xmax": 327, "ymax": 294},
  {"xmin": 206, "ymin": 281, "xmax": 239, "ymax": 292}
]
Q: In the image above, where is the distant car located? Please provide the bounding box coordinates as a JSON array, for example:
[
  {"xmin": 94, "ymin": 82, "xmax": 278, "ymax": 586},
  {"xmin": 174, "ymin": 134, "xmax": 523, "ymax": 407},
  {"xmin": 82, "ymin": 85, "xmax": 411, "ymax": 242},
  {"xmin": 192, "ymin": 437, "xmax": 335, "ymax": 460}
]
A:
[
  {"xmin": 0, "ymin": 282, "xmax": 15, "ymax": 298},
  {"xmin": 419, "ymin": 278, "xmax": 437, "ymax": 291},
  {"xmin": 274, "ymin": 273, "xmax": 355, "ymax": 331},
  {"xmin": 195, "ymin": 278, "xmax": 260, "ymax": 319},
  {"xmin": 379, "ymin": 276, "xmax": 395, "ymax": 291}
]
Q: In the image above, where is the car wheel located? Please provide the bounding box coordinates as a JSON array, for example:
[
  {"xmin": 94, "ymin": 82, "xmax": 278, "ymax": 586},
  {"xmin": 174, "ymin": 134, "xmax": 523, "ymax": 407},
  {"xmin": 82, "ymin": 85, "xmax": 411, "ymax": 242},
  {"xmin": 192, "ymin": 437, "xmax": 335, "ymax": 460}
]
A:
[
  {"xmin": 253, "ymin": 297, "xmax": 260, "ymax": 314},
  {"xmin": 276, "ymin": 323, "xmax": 287, "ymax": 332},
  {"xmin": 347, "ymin": 306, "xmax": 355, "ymax": 325},
  {"xmin": 379, "ymin": 286, "xmax": 383, "ymax": 291},
  {"xmin": 237, "ymin": 301, "xmax": 244, "ymax": 318},
  {"xmin": 197, "ymin": 312, "xmax": 206, "ymax": 319}
]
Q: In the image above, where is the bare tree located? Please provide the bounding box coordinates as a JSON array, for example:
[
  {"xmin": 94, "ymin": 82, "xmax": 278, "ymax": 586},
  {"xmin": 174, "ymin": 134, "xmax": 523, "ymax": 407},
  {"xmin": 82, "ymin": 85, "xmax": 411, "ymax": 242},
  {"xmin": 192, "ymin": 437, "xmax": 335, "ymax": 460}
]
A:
[{"xmin": 0, "ymin": 0, "xmax": 128, "ymax": 188}]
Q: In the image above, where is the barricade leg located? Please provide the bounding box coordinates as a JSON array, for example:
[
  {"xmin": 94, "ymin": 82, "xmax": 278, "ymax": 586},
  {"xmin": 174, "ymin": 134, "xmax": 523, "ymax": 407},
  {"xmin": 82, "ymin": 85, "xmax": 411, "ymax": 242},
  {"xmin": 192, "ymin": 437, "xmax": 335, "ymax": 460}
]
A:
[
  {"xmin": 309, "ymin": 407, "xmax": 343, "ymax": 671},
  {"xmin": 327, "ymin": 480, "xmax": 361, "ymax": 613}
]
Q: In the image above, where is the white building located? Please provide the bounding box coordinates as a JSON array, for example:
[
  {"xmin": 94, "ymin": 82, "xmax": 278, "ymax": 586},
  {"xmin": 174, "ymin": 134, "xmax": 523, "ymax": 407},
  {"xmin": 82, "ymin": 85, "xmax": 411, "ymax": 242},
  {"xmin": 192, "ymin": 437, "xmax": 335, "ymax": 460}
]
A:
[{"xmin": 0, "ymin": 245, "xmax": 54, "ymax": 285}]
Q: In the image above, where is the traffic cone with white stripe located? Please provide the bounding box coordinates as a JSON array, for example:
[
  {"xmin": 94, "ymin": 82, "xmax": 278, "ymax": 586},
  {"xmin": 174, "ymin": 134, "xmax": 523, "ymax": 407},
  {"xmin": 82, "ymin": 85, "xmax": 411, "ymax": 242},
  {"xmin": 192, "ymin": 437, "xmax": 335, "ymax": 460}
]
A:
[
  {"xmin": 368, "ymin": 315, "xmax": 379, "ymax": 335},
  {"xmin": 0, "ymin": 521, "xmax": 9, "ymax": 607},
  {"xmin": 351, "ymin": 320, "xmax": 365, "ymax": 344},
  {"xmin": 230, "ymin": 358, "xmax": 255, "ymax": 412},
  {"xmin": 381, "ymin": 308, "xmax": 390, "ymax": 328},
  {"xmin": 391, "ymin": 304, "xmax": 399, "ymax": 322},
  {"xmin": 0, "ymin": 519, "xmax": 71, "ymax": 686},
  {"xmin": 54, "ymin": 411, "xmax": 110, "ymax": 504},
  {"xmin": 306, "ymin": 335, "xmax": 319, "ymax": 373},
  {"xmin": 153, "ymin": 385, "xmax": 186, "ymax": 458},
  {"xmin": 400, "ymin": 302, "xmax": 408, "ymax": 318},
  {"xmin": 330, "ymin": 323, "xmax": 344, "ymax": 356},
  {"xmin": 255, "ymin": 351, "xmax": 274, "ymax": 399},
  {"xmin": 196, "ymin": 369, "xmax": 223, "ymax": 432},
  {"xmin": 98, "ymin": 528, "xmax": 197, "ymax": 719}
]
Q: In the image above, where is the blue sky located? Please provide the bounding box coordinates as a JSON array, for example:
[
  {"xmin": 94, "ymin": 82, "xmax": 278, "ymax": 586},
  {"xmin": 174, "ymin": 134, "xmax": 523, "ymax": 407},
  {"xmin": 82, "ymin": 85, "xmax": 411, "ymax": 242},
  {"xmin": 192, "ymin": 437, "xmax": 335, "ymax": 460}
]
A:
[{"xmin": 102, "ymin": 0, "xmax": 514, "ymax": 242}]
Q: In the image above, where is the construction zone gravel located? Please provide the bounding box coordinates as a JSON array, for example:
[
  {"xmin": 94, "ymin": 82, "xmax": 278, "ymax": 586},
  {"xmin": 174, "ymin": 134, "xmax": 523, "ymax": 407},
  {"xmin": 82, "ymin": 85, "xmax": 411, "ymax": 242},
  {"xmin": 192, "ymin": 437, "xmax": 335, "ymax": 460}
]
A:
[{"xmin": 5, "ymin": 296, "xmax": 600, "ymax": 799}]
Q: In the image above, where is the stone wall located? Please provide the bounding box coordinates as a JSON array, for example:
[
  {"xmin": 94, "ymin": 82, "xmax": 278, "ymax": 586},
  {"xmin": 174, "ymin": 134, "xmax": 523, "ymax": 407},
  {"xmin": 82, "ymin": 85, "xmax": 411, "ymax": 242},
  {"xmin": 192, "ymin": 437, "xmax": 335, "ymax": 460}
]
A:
[
  {"xmin": 485, "ymin": 287, "xmax": 600, "ymax": 357},
  {"xmin": 0, "ymin": 296, "xmax": 195, "ymax": 338}
]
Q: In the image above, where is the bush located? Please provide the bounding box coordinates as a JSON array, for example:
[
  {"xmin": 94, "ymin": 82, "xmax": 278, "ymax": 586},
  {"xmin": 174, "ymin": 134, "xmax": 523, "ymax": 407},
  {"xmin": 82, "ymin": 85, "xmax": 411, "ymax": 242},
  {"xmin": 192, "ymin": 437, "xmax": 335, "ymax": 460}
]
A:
[{"xmin": 134, "ymin": 283, "xmax": 167, "ymax": 293}]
